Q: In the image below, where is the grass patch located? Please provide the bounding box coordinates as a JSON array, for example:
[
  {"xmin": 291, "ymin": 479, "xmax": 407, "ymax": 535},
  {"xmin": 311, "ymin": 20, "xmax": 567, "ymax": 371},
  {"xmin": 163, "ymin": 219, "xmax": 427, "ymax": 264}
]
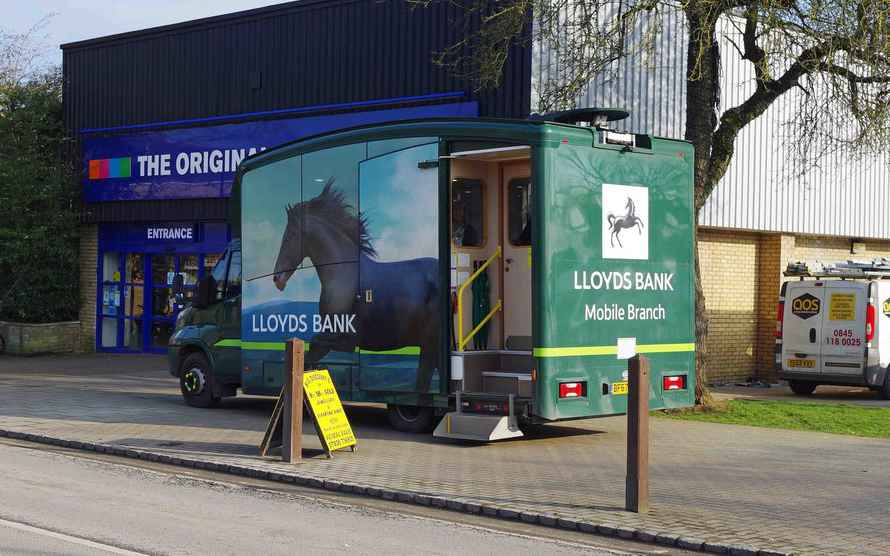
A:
[{"xmin": 658, "ymin": 399, "xmax": 890, "ymax": 439}]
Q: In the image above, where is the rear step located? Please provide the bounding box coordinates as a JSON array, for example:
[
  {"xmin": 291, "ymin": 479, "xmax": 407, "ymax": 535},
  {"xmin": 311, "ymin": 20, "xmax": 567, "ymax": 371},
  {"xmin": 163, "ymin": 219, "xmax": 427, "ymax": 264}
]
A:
[{"xmin": 433, "ymin": 392, "xmax": 524, "ymax": 441}]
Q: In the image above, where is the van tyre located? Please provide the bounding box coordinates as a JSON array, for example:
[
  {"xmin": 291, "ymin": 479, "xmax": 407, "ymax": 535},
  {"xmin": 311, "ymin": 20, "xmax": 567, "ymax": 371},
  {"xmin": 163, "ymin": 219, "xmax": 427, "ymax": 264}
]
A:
[
  {"xmin": 789, "ymin": 380, "xmax": 817, "ymax": 396},
  {"xmin": 387, "ymin": 404, "xmax": 434, "ymax": 433},
  {"xmin": 180, "ymin": 352, "xmax": 220, "ymax": 408}
]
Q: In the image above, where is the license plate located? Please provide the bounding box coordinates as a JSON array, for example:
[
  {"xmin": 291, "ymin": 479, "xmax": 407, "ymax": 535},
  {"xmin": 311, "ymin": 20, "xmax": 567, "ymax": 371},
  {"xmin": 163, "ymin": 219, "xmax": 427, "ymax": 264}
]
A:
[
  {"xmin": 611, "ymin": 381, "xmax": 628, "ymax": 395},
  {"xmin": 787, "ymin": 358, "xmax": 815, "ymax": 369}
]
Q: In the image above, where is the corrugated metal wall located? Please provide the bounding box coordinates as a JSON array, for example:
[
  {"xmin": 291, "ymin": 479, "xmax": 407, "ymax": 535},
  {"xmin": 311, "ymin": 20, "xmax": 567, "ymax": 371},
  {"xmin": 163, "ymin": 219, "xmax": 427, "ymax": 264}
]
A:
[
  {"xmin": 531, "ymin": 6, "xmax": 687, "ymax": 138},
  {"xmin": 63, "ymin": 0, "xmax": 531, "ymax": 132},
  {"xmin": 532, "ymin": 11, "xmax": 890, "ymax": 241}
]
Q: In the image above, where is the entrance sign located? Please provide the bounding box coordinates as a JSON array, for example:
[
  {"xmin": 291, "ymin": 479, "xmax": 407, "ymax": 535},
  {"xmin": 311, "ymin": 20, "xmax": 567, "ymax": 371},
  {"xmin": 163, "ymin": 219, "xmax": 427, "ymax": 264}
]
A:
[{"xmin": 303, "ymin": 370, "xmax": 357, "ymax": 453}]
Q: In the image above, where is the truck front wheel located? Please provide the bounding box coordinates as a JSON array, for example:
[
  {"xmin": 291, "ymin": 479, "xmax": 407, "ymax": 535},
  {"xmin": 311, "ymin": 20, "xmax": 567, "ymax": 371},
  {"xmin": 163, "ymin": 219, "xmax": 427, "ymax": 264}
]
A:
[
  {"xmin": 788, "ymin": 380, "xmax": 817, "ymax": 396},
  {"xmin": 180, "ymin": 352, "xmax": 220, "ymax": 408}
]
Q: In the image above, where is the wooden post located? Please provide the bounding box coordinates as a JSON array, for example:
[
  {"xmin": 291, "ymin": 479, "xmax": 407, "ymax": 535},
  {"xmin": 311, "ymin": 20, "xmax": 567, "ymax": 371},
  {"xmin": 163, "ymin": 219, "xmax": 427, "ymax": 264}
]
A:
[
  {"xmin": 626, "ymin": 354, "xmax": 650, "ymax": 513},
  {"xmin": 282, "ymin": 339, "xmax": 305, "ymax": 463}
]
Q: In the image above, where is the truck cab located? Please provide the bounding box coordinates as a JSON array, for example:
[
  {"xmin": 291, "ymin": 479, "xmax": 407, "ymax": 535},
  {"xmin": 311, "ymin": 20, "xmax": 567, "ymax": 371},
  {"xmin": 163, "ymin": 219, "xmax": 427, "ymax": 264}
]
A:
[{"xmin": 168, "ymin": 239, "xmax": 242, "ymax": 407}]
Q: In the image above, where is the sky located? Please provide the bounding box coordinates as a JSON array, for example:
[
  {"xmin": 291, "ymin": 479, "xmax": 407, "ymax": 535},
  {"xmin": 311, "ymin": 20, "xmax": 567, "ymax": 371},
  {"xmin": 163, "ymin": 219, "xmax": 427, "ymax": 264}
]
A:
[{"xmin": 4, "ymin": 0, "xmax": 289, "ymax": 68}]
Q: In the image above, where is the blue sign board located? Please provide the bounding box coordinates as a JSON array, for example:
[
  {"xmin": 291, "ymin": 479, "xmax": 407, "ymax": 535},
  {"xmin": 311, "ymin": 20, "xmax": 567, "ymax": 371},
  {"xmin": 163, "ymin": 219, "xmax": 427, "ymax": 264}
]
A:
[{"xmin": 82, "ymin": 101, "xmax": 479, "ymax": 202}]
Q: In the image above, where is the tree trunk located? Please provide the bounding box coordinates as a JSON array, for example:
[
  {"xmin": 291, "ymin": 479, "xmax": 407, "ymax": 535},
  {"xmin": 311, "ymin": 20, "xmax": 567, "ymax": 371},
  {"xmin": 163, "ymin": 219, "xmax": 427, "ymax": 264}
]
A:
[{"xmin": 684, "ymin": 4, "xmax": 721, "ymax": 404}]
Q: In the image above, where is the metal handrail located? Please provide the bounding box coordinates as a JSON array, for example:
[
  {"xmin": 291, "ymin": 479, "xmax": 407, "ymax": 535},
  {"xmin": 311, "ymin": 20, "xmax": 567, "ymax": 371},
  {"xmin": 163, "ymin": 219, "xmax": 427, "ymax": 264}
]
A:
[{"xmin": 457, "ymin": 246, "xmax": 502, "ymax": 351}]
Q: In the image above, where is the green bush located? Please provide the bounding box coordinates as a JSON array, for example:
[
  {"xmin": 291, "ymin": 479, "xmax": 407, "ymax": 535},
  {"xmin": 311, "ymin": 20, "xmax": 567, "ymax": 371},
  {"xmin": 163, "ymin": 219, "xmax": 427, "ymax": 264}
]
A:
[{"xmin": 0, "ymin": 69, "xmax": 79, "ymax": 323}]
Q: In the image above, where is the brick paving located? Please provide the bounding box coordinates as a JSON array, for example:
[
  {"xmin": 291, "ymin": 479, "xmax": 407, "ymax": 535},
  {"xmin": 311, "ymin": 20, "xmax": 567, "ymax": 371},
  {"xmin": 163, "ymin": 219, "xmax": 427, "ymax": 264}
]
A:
[{"xmin": 2, "ymin": 354, "xmax": 889, "ymax": 555}]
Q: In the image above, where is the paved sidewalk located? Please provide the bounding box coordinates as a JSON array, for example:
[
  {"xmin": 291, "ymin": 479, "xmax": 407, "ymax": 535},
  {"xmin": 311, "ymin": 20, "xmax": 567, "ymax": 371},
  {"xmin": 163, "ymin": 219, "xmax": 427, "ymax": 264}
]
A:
[{"xmin": 1, "ymin": 355, "xmax": 889, "ymax": 555}]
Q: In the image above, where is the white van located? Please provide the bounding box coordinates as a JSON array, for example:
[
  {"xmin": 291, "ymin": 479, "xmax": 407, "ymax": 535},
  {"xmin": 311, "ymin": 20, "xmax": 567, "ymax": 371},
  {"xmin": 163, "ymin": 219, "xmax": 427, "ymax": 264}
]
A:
[{"xmin": 777, "ymin": 262, "xmax": 890, "ymax": 398}]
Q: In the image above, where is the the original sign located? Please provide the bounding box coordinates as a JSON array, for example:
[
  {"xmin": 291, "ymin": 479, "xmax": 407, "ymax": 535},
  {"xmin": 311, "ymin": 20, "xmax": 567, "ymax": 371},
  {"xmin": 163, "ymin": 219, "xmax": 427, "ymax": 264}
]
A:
[
  {"xmin": 791, "ymin": 293, "xmax": 821, "ymax": 319},
  {"xmin": 828, "ymin": 293, "xmax": 856, "ymax": 321},
  {"xmin": 303, "ymin": 370, "xmax": 356, "ymax": 453}
]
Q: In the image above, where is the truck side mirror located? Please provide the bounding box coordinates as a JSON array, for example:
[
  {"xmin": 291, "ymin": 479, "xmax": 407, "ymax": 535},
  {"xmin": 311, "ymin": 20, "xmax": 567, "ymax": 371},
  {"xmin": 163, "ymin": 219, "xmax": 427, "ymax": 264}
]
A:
[{"xmin": 193, "ymin": 276, "xmax": 217, "ymax": 309}]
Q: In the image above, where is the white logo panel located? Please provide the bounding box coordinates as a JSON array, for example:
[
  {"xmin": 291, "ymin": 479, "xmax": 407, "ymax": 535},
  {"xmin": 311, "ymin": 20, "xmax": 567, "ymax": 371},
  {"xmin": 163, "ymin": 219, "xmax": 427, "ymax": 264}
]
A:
[{"xmin": 602, "ymin": 183, "xmax": 648, "ymax": 260}]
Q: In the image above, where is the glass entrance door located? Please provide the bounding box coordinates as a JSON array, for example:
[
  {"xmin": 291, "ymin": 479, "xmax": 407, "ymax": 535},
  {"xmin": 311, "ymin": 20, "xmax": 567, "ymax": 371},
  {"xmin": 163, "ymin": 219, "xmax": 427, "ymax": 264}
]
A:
[
  {"xmin": 98, "ymin": 251, "xmax": 221, "ymax": 352},
  {"xmin": 148, "ymin": 254, "xmax": 202, "ymax": 349}
]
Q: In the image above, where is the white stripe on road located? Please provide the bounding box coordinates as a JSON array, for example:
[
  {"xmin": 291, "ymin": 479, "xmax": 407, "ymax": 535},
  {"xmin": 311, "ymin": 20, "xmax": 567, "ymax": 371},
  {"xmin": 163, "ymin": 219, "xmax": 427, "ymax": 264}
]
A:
[{"xmin": 0, "ymin": 517, "xmax": 150, "ymax": 556}]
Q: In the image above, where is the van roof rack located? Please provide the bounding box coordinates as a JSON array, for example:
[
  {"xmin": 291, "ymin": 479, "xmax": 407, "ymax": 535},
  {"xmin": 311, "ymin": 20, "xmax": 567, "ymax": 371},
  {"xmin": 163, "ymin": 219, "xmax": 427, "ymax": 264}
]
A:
[{"xmin": 785, "ymin": 259, "xmax": 890, "ymax": 279}]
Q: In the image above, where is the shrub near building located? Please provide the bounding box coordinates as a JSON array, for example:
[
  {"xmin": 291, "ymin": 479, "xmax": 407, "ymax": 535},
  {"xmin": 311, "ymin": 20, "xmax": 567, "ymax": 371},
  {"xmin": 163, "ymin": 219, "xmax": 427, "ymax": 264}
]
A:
[{"xmin": 0, "ymin": 70, "xmax": 79, "ymax": 325}]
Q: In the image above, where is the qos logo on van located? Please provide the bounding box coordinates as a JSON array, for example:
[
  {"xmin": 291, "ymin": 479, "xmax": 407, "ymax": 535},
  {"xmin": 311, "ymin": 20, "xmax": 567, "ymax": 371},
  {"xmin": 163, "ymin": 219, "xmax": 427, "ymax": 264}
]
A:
[{"xmin": 791, "ymin": 293, "xmax": 821, "ymax": 319}]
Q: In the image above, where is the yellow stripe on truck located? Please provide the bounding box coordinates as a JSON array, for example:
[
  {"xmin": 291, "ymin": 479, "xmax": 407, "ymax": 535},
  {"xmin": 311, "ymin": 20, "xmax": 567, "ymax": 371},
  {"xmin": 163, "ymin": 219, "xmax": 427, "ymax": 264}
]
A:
[{"xmin": 533, "ymin": 343, "xmax": 695, "ymax": 358}]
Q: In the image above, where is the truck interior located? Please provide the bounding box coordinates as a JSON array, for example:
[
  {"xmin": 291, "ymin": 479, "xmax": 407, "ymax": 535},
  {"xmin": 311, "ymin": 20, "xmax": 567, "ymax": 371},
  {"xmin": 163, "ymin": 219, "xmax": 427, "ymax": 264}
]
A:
[{"xmin": 442, "ymin": 143, "xmax": 534, "ymax": 439}]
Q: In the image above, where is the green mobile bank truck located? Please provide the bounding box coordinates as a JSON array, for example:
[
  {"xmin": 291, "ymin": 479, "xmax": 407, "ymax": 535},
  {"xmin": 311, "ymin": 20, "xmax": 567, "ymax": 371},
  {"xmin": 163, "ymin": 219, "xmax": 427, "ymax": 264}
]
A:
[{"xmin": 168, "ymin": 110, "xmax": 696, "ymax": 440}]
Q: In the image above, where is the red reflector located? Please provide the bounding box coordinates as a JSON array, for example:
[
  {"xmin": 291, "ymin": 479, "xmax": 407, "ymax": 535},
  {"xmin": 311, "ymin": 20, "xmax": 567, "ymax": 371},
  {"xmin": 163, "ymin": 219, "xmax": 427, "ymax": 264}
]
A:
[
  {"xmin": 559, "ymin": 382, "xmax": 585, "ymax": 398},
  {"xmin": 867, "ymin": 304, "xmax": 876, "ymax": 342},
  {"xmin": 663, "ymin": 375, "xmax": 686, "ymax": 391}
]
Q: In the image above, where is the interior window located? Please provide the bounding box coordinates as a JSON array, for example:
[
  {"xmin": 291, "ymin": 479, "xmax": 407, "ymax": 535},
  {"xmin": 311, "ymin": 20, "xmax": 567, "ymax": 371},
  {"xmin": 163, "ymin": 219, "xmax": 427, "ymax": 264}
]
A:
[
  {"xmin": 226, "ymin": 251, "xmax": 242, "ymax": 298},
  {"xmin": 451, "ymin": 178, "xmax": 484, "ymax": 247},
  {"xmin": 508, "ymin": 178, "xmax": 532, "ymax": 246}
]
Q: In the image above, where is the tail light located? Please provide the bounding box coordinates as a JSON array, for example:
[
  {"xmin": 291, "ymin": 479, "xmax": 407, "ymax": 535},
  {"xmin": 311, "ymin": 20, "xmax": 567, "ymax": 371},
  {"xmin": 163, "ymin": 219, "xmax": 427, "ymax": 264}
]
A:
[
  {"xmin": 663, "ymin": 375, "xmax": 687, "ymax": 391},
  {"xmin": 866, "ymin": 303, "xmax": 876, "ymax": 342},
  {"xmin": 559, "ymin": 382, "xmax": 586, "ymax": 398},
  {"xmin": 776, "ymin": 301, "xmax": 785, "ymax": 338}
]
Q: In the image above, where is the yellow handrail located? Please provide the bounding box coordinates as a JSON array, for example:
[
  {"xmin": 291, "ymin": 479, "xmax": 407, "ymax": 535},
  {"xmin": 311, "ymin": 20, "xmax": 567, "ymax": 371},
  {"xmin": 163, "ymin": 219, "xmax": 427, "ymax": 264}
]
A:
[{"xmin": 457, "ymin": 246, "xmax": 502, "ymax": 351}]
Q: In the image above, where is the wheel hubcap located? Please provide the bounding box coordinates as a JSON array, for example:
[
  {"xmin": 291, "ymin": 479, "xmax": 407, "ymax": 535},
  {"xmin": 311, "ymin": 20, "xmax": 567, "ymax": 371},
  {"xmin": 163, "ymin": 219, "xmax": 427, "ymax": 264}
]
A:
[{"xmin": 183, "ymin": 367, "xmax": 206, "ymax": 395}]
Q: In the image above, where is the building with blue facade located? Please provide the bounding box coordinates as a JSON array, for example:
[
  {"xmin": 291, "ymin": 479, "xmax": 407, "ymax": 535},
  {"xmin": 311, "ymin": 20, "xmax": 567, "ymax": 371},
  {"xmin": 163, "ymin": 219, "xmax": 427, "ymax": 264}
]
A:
[{"xmin": 64, "ymin": 0, "xmax": 530, "ymax": 353}]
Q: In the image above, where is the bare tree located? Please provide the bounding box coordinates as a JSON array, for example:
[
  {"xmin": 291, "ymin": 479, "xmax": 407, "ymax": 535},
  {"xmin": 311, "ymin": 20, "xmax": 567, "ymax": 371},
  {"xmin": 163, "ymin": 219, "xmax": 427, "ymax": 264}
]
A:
[
  {"xmin": 411, "ymin": 0, "xmax": 890, "ymax": 402},
  {"xmin": 0, "ymin": 15, "xmax": 54, "ymax": 88}
]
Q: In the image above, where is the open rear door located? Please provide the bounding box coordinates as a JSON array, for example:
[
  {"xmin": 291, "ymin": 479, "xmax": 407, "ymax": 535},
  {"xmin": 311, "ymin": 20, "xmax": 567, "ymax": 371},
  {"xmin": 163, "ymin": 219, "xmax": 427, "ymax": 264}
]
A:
[{"xmin": 820, "ymin": 282, "xmax": 866, "ymax": 378}]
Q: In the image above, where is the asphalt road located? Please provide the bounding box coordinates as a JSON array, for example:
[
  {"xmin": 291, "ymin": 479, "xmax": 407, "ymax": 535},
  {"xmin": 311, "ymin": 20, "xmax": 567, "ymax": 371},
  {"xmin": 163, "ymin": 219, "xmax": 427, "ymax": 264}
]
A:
[{"xmin": 0, "ymin": 441, "xmax": 644, "ymax": 556}]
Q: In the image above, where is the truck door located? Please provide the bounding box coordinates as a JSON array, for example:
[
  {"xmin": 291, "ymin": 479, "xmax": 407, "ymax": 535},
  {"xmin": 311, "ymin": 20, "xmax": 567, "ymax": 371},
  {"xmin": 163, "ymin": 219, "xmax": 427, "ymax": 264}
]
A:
[
  {"xmin": 820, "ymin": 282, "xmax": 866, "ymax": 377},
  {"xmin": 783, "ymin": 283, "xmax": 825, "ymax": 373},
  {"xmin": 357, "ymin": 142, "xmax": 443, "ymax": 394},
  {"xmin": 502, "ymin": 176, "xmax": 532, "ymax": 350}
]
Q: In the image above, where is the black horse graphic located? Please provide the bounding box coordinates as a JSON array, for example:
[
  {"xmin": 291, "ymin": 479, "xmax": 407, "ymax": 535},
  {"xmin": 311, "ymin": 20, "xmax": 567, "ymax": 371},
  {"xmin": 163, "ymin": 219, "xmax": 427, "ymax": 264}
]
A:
[
  {"xmin": 272, "ymin": 179, "xmax": 440, "ymax": 393},
  {"xmin": 607, "ymin": 197, "xmax": 644, "ymax": 248}
]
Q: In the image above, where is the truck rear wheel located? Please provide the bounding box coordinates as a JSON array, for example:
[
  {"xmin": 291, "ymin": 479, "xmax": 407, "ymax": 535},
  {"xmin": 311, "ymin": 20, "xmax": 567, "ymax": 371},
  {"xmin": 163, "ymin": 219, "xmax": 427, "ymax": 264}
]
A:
[
  {"xmin": 180, "ymin": 352, "xmax": 220, "ymax": 408},
  {"xmin": 789, "ymin": 380, "xmax": 817, "ymax": 396},
  {"xmin": 387, "ymin": 404, "xmax": 434, "ymax": 433}
]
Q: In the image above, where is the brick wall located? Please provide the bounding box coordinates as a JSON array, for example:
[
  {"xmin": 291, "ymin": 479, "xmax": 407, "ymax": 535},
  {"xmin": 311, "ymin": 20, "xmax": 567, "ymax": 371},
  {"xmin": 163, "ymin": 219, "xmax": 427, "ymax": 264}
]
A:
[
  {"xmin": 697, "ymin": 229, "xmax": 760, "ymax": 383},
  {"xmin": 701, "ymin": 232, "xmax": 890, "ymax": 384},
  {"xmin": 78, "ymin": 224, "xmax": 98, "ymax": 353},
  {"xmin": 753, "ymin": 234, "xmax": 795, "ymax": 381},
  {"xmin": 793, "ymin": 235, "xmax": 890, "ymax": 263},
  {"xmin": 0, "ymin": 321, "xmax": 81, "ymax": 354}
]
